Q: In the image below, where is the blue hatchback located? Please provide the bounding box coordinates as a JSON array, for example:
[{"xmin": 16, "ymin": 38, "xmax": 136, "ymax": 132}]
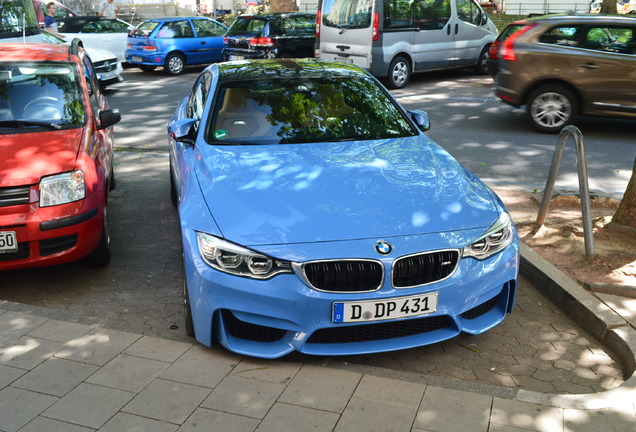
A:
[
  {"xmin": 126, "ymin": 17, "xmax": 227, "ymax": 75},
  {"xmin": 168, "ymin": 59, "xmax": 520, "ymax": 359}
]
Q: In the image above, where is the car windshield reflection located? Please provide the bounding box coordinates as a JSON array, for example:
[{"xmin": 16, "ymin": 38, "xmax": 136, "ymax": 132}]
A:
[{"xmin": 206, "ymin": 77, "xmax": 416, "ymax": 145}]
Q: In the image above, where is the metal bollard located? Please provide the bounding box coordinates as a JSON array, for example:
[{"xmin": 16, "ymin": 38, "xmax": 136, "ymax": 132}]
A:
[{"xmin": 535, "ymin": 125, "xmax": 595, "ymax": 256}]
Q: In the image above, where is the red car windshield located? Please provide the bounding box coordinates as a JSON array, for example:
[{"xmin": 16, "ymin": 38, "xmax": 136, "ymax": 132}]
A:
[{"xmin": 0, "ymin": 61, "xmax": 86, "ymax": 131}]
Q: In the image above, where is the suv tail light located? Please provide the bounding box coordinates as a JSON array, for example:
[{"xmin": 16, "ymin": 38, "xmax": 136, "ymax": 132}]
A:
[
  {"xmin": 501, "ymin": 24, "xmax": 537, "ymax": 62},
  {"xmin": 316, "ymin": 11, "xmax": 321, "ymax": 37},
  {"xmin": 488, "ymin": 41, "xmax": 501, "ymax": 59},
  {"xmin": 249, "ymin": 37, "xmax": 274, "ymax": 47}
]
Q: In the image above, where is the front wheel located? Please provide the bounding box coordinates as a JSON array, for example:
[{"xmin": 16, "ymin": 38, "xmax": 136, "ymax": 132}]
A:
[
  {"xmin": 385, "ymin": 56, "xmax": 410, "ymax": 89},
  {"xmin": 182, "ymin": 262, "xmax": 195, "ymax": 337},
  {"xmin": 165, "ymin": 53, "xmax": 185, "ymax": 76},
  {"xmin": 84, "ymin": 206, "xmax": 111, "ymax": 267},
  {"xmin": 526, "ymin": 85, "xmax": 577, "ymax": 134},
  {"xmin": 473, "ymin": 46, "xmax": 489, "ymax": 75}
]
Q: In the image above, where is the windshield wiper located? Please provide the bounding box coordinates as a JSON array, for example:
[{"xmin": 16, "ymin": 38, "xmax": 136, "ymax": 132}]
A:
[{"xmin": 0, "ymin": 120, "xmax": 61, "ymax": 130}]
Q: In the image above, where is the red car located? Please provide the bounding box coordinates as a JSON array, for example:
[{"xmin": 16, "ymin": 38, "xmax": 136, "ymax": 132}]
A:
[{"xmin": 0, "ymin": 41, "xmax": 121, "ymax": 269}]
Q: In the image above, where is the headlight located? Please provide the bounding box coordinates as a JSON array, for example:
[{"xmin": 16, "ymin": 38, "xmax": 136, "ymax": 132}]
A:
[
  {"xmin": 197, "ymin": 232, "xmax": 293, "ymax": 279},
  {"xmin": 40, "ymin": 170, "xmax": 85, "ymax": 207},
  {"xmin": 463, "ymin": 212, "xmax": 514, "ymax": 260}
]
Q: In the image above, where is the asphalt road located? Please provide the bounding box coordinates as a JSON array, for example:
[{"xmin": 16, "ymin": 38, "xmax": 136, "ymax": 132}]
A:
[{"xmin": 0, "ymin": 66, "xmax": 629, "ymax": 394}]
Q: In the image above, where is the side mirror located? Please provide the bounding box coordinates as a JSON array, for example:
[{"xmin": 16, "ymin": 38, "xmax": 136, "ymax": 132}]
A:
[
  {"xmin": 98, "ymin": 108, "xmax": 121, "ymax": 129},
  {"xmin": 409, "ymin": 110, "xmax": 430, "ymax": 132},
  {"xmin": 168, "ymin": 118, "xmax": 198, "ymax": 145}
]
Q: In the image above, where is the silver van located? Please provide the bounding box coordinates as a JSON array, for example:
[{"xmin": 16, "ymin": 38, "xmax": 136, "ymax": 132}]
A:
[{"xmin": 315, "ymin": 0, "xmax": 498, "ymax": 88}]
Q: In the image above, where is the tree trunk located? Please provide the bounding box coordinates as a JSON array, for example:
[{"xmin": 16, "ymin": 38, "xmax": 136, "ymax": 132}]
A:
[
  {"xmin": 600, "ymin": 0, "xmax": 618, "ymax": 14},
  {"xmin": 613, "ymin": 158, "xmax": 636, "ymax": 228},
  {"xmin": 269, "ymin": 0, "xmax": 298, "ymax": 12}
]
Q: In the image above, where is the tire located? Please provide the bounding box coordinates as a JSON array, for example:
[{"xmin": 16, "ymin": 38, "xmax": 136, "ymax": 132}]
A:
[
  {"xmin": 139, "ymin": 65, "xmax": 156, "ymax": 72},
  {"xmin": 165, "ymin": 53, "xmax": 185, "ymax": 76},
  {"xmin": 109, "ymin": 164, "xmax": 116, "ymax": 192},
  {"xmin": 473, "ymin": 46, "xmax": 489, "ymax": 75},
  {"xmin": 182, "ymin": 263, "xmax": 195, "ymax": 337},
  {"xmin": 169, "ymin": 168, "xmax": 178, "ymax": 208},
  {"xmin": 526, "ymin": 85, "xmax": 577, "ymax": 134},
  {"xmin": 84, "ymin": 206, "xmax": 111, "ymax": 267},
  {"xmin": 384, "ymin": 56, "xmax": 410, "ymax": 89}
]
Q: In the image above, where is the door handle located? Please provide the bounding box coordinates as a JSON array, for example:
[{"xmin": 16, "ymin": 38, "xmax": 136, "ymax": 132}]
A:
[
  {"xmin": 580, "ymin": 63, "xmax": 599, "ymax": 69},
  {"xmin": 447, "ymin": 25, "xmax": 450, "ymax": 35},
  {"xmin": 455, "ymin": 24, "xmax": 458, "ymax": 34}
]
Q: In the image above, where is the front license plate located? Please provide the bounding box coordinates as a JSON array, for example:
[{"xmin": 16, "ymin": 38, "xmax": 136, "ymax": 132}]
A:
[
  {"xmin": 132, "ymin": 56, "xmax": 142, "ymax": 62},
  {"xmin": 333, "ymin": 293, "xmax": 438, "ymax": 323},
  {"xmin": 333, "ymin": 56, "xmax": 353, "ymax": 63},
  {"xmin": 0, "ymin": 231, "xmax": 18, "ymax": 253}
]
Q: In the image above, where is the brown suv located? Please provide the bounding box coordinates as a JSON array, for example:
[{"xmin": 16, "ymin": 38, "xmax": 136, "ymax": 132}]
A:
[{"xmin": 493, "ymin": 14, "xmax": 636, "ymax": 133}]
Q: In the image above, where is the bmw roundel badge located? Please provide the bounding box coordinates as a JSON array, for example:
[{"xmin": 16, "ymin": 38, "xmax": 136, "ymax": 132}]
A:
[{"xmin": 375, "ymin": 240, "xmax": 392, "ymax": 255}]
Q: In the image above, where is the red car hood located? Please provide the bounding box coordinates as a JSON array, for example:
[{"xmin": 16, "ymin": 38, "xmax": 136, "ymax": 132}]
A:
[{"xmin": 0, "ymin": 129, "xmax": 83, "ymax": 187}]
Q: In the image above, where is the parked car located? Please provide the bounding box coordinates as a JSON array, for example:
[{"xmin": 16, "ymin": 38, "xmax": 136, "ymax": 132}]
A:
[
  {"xmin": 494, "ymin": 14, "xmax": 636, "ymax": 133},
  {"xmin": 486, "ymin": 20, "xmax": 527, "ymax": 75},
  {"xmin": 223, "ymin": 12, "xmax": 316, "ymax": 61},
  {"xmin": 41, "ymin": 29, "xmax": 124, "ymax": 88},
  {"xmin": 126, "ymin": 17, "xmax": 227, "ymax": 75},
  {"xmin": 33, "ymin": 0, "xmax": 79, "ymax": 28},
  {"xmin": 0, "ymin": 41, "xmax": 121, "ymax": 270},
  {"xmin": 168, "ymin": 59, "xmax": 520, "ymax": 358},
  {"xmin": 58, "ymin": 16, "xmax": 133, "ymax": 62}
]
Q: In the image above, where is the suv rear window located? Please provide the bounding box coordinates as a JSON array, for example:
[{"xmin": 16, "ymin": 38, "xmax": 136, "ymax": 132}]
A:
[{"xmin": 227, "ymin": 17, "xmax": 267, "ymax": 36}]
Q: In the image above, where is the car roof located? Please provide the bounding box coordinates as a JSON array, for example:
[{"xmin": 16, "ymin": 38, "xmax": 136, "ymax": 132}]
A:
[
  {"xmin": 142, "ymin": 16, "xmax": 216, "ymax": 22},
  {"xmin": 519, "ymin": 13, "xmax": 636, "ymax": 25},
  {"xmin": 234, "ymin": 12, "xmax": 316, "ymax": 19},
  {"xmin": 0, "ymin": 43, "xmax": 77, "ymax": 62},
  {"xmin": 215, "ymin": 59, "xmax": 368, "ymax": 82}
]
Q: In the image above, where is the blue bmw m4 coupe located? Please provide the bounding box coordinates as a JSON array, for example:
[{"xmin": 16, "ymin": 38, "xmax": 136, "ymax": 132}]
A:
[{"xmin": 168, "ymin": 59, "xmax": 520, "ymax": 359}]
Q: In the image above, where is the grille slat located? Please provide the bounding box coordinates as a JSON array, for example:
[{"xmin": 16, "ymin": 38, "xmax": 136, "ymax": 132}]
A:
[
  {"xmin": 393, "ymin": 250, "xmax": 459, "ymax": 288},
  {"xmin": 303, "ymin": 260, "xmax": 383, "ymax": 292},
  {"xmin": 307, "ymin": 315, "xmax": 453, "ymax": 344},
  {"xmin": 0, "ymin": 186, "xmax": 31, "ymax": 208}
]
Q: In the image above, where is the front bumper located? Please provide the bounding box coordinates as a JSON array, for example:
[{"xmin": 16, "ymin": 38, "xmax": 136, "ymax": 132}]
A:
[
  {"xmin": 0, "ymin": 192, "xmax": 104, "ymax": 270},
  {"xmin": 182, "ymin": 228, "xmax": 520, "ymax": 359}
]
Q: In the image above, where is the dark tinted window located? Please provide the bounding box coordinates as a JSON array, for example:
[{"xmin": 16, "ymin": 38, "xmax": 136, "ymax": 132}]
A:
[
  {"xmin": 538, "ymin": 25, "xmax": 581, "ymax": 46},
  {"xmin": 281, "ymin": 15, "xmax": 316, "ymax": 34},
  {"xmin": 385, "ymin": 0, "xmax": 451, "ymax": 31},
  {"xmin": 227, "ymin": 17, "xmax": 267, "ymax": 36},
  {"xmin": 206, "ymin": 77, "xmax": 416, "ymax": 145},
  {"xmin": 82, "ymin": 19, "xmax": 130, "ymax": 33},
  {"xmin": 582, "ymin": 26, "xmax": 635, "ymax": 53}
]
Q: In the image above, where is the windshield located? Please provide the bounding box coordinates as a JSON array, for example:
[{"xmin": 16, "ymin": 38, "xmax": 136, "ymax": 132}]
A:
[
  {"xmin": 0, "ymin": 62, "xmax": 86, "ymax": 132},
  {"xmin": 0, "ymin": 0, "xmax": 41, "ymax": 39},
  {"xmin": 206, "ymin": 76, "xmax": 416, "ymax": 145},
  {"xmin": 322, "ymin": 0, "xmax": 373, "ymax": 29}
]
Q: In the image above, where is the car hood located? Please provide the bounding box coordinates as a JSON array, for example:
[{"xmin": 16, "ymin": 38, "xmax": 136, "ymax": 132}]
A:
[
  {"xmin": 194, "ymin": 136, "xmax": 500, "ymax": 246},
  {"xmin": 85, "ymin": 47, "xmax": 117, "ymax": 62},
  {"xmin": 0, "ymin": 129, "xmax": 82, "ymax": 187}
]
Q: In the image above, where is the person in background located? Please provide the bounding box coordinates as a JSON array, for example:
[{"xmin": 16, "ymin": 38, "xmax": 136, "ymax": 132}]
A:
[
  {"xmin": 44, "ymin": 2, "xmax": 64, "ymax": 37},
  {"xmin": 98, "ymin": 0, "xmax": 119, "ymax": 19}
]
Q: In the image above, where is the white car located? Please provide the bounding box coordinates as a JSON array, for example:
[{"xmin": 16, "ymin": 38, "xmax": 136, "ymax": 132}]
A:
[
  {"xmin": 58, "ymin": 16, "xmax": 133, "ymax": 62},
  {"xmin": 41, "ymin": 29, "xmax": 124, "ymax": 88}
]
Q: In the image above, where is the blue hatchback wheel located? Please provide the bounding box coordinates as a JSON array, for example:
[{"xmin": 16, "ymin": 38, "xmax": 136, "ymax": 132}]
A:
[{"xmin": 165, "ymin": 53, "xmax": 185, "ymax": 76}]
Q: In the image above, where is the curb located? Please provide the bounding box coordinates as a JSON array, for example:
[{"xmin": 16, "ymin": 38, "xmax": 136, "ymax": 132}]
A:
[{"xmin": 517, "ymin": 243, "xmax": 636, "ymax": 409}]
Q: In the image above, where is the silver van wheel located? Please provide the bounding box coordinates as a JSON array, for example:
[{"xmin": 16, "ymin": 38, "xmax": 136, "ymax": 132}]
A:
[
  {"xmin": 386, "ymin": 56, "xmax": 410, "ymax": 89},
  {"xmin": 527, "ymin": 85, "xmax": 576, "ymax": 133}
]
